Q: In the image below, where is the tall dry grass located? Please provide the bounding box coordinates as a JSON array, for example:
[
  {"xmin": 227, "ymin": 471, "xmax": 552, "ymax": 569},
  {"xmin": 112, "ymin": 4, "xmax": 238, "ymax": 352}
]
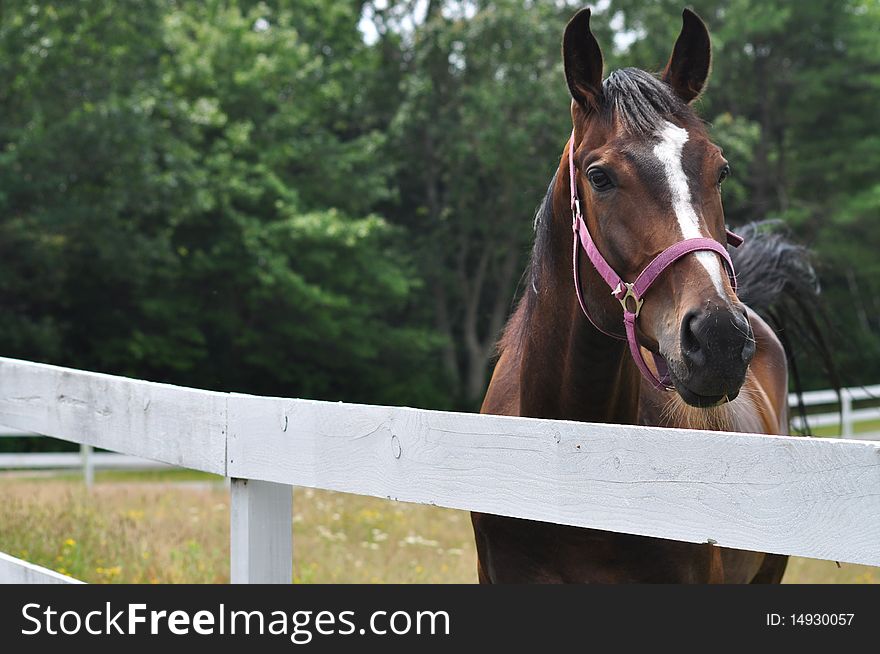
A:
[{"xmin": 0, "ymin": 473, "xmax": 875, "ymax": 584}]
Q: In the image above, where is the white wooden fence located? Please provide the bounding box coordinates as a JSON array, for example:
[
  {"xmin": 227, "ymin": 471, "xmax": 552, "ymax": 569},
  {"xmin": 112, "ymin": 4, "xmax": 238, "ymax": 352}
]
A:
[
  {"xmin": 3, "ymin": 383, "xmax": 874, "ymax": 484},
  {"xmin": 0, "ymin": 427, "xmax": 170, "ymax": 487},
  {"xmin": 790, "ymin": 384, "xmax": 880, "ymax": 439},
  {"xmin": 1, "ymin": 356, "xmax": 879, "ymax": 584}
]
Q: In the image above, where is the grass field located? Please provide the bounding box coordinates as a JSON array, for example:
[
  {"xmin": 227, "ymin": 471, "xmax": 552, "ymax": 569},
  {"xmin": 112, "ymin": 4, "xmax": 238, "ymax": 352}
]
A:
[
  {"xmin": 0, "ymin": 470, "xmax": 877, "ymax": 584},
  {"xmin": 810, "ymin": 418, "xmax": 880, "ymax": 438}
]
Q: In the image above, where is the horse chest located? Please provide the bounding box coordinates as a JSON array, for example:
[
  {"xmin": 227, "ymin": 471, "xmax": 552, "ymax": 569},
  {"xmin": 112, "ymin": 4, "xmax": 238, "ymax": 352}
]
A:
[{"xmin": 472, "ymin": 513, "xmax": 770, "ymax": 583}]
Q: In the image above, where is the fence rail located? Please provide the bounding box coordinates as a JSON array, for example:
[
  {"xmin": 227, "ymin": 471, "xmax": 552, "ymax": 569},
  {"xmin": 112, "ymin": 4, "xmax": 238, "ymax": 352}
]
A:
[
  {"xmin": 789, "ymin": 384, "xmax": 880, "ymax": 439},
  {"xmin": 0, "ymin": 428, "xmax": 170, "ymax": 486},
  {"xmin": 0, "ymin": 552, "xmax": 83, "ymax": 584},
  {"xmin": 1, "ymin": 356, "xmax": 879, "ymax": 583}
]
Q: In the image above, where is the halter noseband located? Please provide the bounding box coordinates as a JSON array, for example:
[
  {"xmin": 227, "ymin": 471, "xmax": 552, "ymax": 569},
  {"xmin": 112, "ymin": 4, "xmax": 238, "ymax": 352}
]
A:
[{"xmin": 568, "ymin": 130, "xmax": 743, "ymax": 391}]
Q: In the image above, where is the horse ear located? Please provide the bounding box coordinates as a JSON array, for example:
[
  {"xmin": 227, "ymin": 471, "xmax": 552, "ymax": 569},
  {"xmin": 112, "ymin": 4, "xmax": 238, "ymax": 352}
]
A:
[
  {"xmin": 662, "ymin": 9, "xmax": 711, "ymax": 103},
  {"xmin": 563, "ymin": 8, "xmax": 604, "ymax": 111}
]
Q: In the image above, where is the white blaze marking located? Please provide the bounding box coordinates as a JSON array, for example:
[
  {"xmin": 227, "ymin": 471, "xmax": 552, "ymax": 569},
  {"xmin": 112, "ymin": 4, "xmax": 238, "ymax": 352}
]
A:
[{"xmin": 653, "ymin": 120, "xmax": 728, "ymax": 300}]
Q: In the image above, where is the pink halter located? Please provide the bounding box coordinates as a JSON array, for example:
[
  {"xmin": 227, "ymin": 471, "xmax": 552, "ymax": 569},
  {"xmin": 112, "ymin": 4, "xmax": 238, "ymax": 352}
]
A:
[{"xmin": 568, "ymin": 130, "xmax": 743, "ymax": 391}]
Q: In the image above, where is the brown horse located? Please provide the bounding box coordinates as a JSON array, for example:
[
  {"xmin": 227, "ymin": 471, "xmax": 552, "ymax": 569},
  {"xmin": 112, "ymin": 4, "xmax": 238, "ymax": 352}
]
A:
[{"xmin": 474, "ymin": 8, "xmax": 809, "ymax": 583}]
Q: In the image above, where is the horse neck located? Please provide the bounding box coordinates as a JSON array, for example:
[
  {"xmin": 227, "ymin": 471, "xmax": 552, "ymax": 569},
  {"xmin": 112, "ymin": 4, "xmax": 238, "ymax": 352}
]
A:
[{"xmin": 517, "ymin": 191, "xmax": 642, "ymax": 424}]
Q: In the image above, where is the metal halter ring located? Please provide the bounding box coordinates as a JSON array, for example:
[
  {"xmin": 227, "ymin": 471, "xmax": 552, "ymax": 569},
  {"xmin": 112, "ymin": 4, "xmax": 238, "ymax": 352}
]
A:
[{"xmin": 615, "ymin": 282, "xmax": 644, "ymax": 317}]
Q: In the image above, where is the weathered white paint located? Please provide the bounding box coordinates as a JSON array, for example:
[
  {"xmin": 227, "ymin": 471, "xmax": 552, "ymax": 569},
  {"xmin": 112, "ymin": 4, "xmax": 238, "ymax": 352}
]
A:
[
  {"xmin": 0, "ymin": 427, "xmax": 38, "ymax": 437},
  {"xmin": 0, "ymin": 552, "xmax": 84, "ymax": 584},
  {"xmin": 2, "ymin": 357, "xmax": 880, "ymax": 576},
  {"xmin": 0, "ymin": 357, "xmax": 226, "ymax": 474},
  {"xmin": 228, "ymin": 395, "xmax": 880, "ymax": 567},
  {"xmin": 0, "ymin": 452, "xmax": 173, "ymax": 469},
  {"xmin": 230, "ymin": 479, "xmax": 292, "ymax": 584},
  {"xmin": 653, "ymin": 120, "xmax": 728, "ymax": 300}
]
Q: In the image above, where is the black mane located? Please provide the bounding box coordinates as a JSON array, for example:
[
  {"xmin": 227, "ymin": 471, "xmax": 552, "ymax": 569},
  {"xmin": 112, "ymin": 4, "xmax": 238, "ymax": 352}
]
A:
[{"xmin": 600, "ymin": 67, "xmax": 694, "ymax": 134}]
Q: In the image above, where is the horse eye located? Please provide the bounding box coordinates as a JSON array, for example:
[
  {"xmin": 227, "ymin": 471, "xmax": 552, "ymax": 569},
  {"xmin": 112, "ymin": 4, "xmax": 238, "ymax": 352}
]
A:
[
  {"xmin": 717, "ymin": 164, "xmax": 731, "ymax": 185},
  {"xmin": 587, "ymin": 168, "xmax": 614, "ymax": 192}
]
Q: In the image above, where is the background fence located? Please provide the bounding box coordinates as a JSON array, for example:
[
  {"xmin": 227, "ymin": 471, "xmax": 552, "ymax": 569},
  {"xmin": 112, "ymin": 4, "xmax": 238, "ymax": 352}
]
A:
[
  {"xmin": 1, "ymin": 356, "xmax": 879, "ymax": 584},
  {"xmin": 0, "ymin": 427, "xmax": 170, "ymax": 486},
  {"xmin": 791, "ymin": 385, "xmax": 880, "ymax": 439}
]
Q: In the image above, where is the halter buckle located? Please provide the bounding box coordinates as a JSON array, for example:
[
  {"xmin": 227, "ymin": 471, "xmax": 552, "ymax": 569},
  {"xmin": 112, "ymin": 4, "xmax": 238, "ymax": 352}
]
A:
[{"xmin": 614, "ymin": 282, "xmax": 644, "ymax": 317}]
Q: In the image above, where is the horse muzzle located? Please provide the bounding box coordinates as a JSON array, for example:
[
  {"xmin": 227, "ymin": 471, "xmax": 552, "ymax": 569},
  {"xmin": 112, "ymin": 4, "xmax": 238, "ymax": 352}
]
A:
[{"xmin": 666, "ymin": 305, "xmax": 755, "ymax": 407}]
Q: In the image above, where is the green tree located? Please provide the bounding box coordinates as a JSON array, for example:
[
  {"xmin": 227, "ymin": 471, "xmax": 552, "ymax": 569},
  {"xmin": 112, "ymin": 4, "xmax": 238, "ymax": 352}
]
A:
[
  {"xmin": 0, "ymin": 0, "xmax": 175, "ymax": 371},
  {"xmin": 377, "ymin": 0, "xmax": 576, "ymax": 406},
  {"xmin": 2, "ymin": 0, "xmax": 878, "ymax": 412},
  {"xmin": 0, "ymin": 0, "xmax": 447, "ymax": 406}
]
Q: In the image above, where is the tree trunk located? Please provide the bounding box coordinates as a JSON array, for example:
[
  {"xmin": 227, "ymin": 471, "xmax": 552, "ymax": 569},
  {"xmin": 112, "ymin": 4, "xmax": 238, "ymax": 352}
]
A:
[
  {"xmin": 753, "ymin": 47, "xmax": 774, "ymax": 217},
  {"xmin": 461, "ymin": 238, "xmax": 522, "ymax": 407},
  {"xmin": 433, "ymin": 282, "xmax": 460, "ymax": 389}
]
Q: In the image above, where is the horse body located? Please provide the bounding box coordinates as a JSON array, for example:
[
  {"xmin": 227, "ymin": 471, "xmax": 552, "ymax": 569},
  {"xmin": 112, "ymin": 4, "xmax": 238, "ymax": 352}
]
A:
[
  {"xmin": 472, "ymin": 8, "xmax": 799, "ymax": 583},
  {"xmin": 476, "ymin": 299, "xmax": 789, "ymax": 583}
]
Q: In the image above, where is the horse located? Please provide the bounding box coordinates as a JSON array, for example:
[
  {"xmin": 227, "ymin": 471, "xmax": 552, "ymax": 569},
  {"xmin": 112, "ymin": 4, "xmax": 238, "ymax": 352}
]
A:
[{"xmin": 473, "ymin": 8, "xmax": 827, "ymax": 583}]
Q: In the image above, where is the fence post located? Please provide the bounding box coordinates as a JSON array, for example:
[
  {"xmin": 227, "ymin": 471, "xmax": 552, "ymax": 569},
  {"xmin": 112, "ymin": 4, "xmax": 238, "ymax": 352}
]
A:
[
  {"xmin": 80, "ymin": 444, "xmax": 93, "ymax": 488},
  {"xmin": 842, "ymin": 392, "xmax": 854, "ymax": 438},
  {"xmin": 229, "ymin": 478, "xmax": 292, "ymax": 584}
]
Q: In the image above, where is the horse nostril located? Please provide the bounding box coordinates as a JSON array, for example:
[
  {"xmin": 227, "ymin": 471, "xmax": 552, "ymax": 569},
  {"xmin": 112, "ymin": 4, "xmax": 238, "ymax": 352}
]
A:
[
  {"xmin": 680, "ymin": 307, "xmax": 755, "ymax": 371},
  {"xmin": 680, "ymin": 310, "xmax": 705, "ymax": 366}
]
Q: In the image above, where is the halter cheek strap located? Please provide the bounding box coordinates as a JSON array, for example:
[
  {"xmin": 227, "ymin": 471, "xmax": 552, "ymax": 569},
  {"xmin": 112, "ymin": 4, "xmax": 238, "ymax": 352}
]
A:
[{"xmin": 568, "ymin": 130, "xmax": 743, "ymax": 391}]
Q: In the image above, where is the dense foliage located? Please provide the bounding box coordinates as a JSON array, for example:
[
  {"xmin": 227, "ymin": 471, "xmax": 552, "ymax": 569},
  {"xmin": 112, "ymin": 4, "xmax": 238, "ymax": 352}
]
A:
[{"xmin": 1, "ymin": 1, "xmax": 877, "ymax": 409}]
